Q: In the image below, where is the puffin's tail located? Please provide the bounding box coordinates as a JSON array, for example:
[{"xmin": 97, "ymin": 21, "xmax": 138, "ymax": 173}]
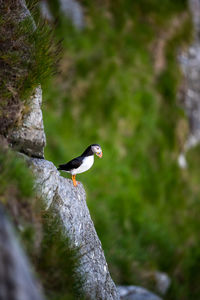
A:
[{"xmin": 57, "ymin": 164, "xmax": 66, "ymax": 171}]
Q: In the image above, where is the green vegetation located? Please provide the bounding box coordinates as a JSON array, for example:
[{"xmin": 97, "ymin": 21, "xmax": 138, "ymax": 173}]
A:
[
  {"xmin": 42, "ymin": 1, "xmax": 200, "ymax": 299},
  {"xmin": 0, "ymin": 1, "xmax": 60, "ymax": 134},
  {"xmin": 0, "ymin": 140, "xmax": 84, "ymax": 299},
  {"xmin": 0, "ymin": 139, "xmax": 39, "ymax": 253},
  {"xmin": 35, "ymin": 209, "xmax": 85, "ymax": 300},
  {"xmin": 0, "ymin": 144, "xmax": 33, "ymax": 201}
]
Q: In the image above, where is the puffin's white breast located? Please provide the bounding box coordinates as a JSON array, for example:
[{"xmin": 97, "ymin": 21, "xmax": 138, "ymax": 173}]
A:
[{"xmin": 71, "ymin": 155, "xmax": 94, "ymax": 175}]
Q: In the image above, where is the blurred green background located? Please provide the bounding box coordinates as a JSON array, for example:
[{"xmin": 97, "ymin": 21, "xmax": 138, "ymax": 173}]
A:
[{"xmin": 41, "ymin": 0, "xmax": 200, "ymax": 299}]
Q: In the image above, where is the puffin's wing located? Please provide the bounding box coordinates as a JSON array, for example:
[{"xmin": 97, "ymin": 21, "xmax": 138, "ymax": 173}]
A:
[{"xmin": 58, "ymin": 157, "xmax": 82, "ymax": 171}]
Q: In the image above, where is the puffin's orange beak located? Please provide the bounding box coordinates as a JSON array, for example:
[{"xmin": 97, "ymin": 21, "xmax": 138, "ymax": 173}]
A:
[{"xmin": 96, "ymin": 151, "xmax": 103, "ymax": 158}]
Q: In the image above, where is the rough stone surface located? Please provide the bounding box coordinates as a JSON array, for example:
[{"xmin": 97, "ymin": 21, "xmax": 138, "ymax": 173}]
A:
[
  {"xmin": 8, "ymin": 0, "xmax": 36, "ymax": 25},
  {"xmin": 178, "ymin": 0, "xmax": 200, "ymax": 167},
  {"xmin": 29, "ymin": 158, "xmax": 119, "ymax": 300},
  {"xmin": 117, "ymin": 286, "xmax": 162, "ymax": 300},
  {"xmin": 9, "ymin": 87, "xmax": 46, "ymax": 158},
  {"xmin": 0, "ymin": 205, "xmax": 44, "ymax": 300}
]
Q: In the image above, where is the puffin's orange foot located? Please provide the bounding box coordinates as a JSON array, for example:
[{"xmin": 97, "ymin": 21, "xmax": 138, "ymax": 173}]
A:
[{"xmin": 72, "ymin": 175, "xmax": 77, "ymax": 187}]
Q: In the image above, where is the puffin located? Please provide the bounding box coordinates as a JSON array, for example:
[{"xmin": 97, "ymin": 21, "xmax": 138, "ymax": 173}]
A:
[{"xmin": 57, "ymin": 144, "xmax": 103, "ymax": 187}]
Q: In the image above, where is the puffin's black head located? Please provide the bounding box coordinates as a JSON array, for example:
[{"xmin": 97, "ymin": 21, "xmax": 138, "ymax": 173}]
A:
[
  {"xmin": 82, "ymin": 144, "xmax": 103, "ymax": 157},
  {"xmin": 90, "ymin": 144, "xmax": 103, "ymax": 158}
]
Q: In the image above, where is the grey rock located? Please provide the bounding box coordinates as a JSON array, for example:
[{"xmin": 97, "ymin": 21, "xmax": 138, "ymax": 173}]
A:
[
  {"xmin": 154, "ymin": 272, "xmax": 171, "ymax": 295},
  {"xmin": 59, "ymin": 0, "xmax": 85, "ymax": 30},
  {"xmin": 39, "ymin": 0, "xmax": 53, "ymax": 22},
  {"xmin": 0, "ymin": 205, "xmax": 44, "ymax": 300},
  {"xmin": 178, "ymin": 0, "xmax": 200, "ymax": 166},
  {"xmin": 6, "ymin": 1, "xmax": 45, "ymax": 158},
  {"xmin": 9, "ymin": 87, "xmax": 46, "ymax": 158},
  {"xmin": 117, "ymin": 286, "xmax": 162, "ymax": 300},
  {"xmin": 40, "ymin": 0, "xmax": 84, "ymax": 28},
  {"xmin": 29, "ymin": 157, "xmax": 119, "ymax": 300},
  {"xmin": 4, "ymin": 0, "xmax": 36, "ymax": 27}
]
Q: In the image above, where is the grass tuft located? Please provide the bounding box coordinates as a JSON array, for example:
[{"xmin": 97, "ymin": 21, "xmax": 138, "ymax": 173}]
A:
[{"xmin": 0, "ymin": 1, "xmax": 61, "ymax": 135}]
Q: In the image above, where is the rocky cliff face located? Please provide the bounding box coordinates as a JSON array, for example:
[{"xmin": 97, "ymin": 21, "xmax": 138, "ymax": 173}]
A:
[
  {"xmin": 7, "ymin": 11, "xmax": 119, "ymax": 298},
  {"xmin": 9, "ymin": 87, "xmax": 46, "ymax": 158},
  {"xmin": 8, "ymin": 5, "xmax": 119, "ymax": 298},
  {"xmin": 29, "ymin": 158, "xmax": 119, "ymax": 299},
  {"xmin": 1, "ymin": 1, "xmax": 119, "ymax": 299}
]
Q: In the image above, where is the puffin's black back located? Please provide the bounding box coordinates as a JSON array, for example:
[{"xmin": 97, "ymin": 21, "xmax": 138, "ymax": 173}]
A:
[
  {"xmin": 57, "ymin": 144, "xmax": 101, "ymax": 171},
  {"xmin": 58, "ymin": 157, "xmax": 82, "ymax": 171}
]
